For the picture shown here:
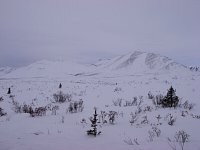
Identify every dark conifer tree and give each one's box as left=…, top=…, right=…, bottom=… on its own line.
left=161, top=86, right=179, bottom=108
left=87, top=108, right=101, bottom=136
left=59, top=83, right=62, bottom=89
left=7, top=88, right=11, bottom=94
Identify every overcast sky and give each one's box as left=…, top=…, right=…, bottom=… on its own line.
left=0, top=0, right=200, bottom=67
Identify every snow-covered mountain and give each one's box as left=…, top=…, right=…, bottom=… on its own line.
left=1, top=60, right=92, bottom=78
left=0, top=67, right=15, bottom=77
left=1, top=51, right=197, bottom=79
left=86, top=51, right=191, bottom=76
left=1, top=51, right=200, bottom=150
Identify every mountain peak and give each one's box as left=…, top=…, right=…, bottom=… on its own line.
left=92, top=51, right=189, bottom=75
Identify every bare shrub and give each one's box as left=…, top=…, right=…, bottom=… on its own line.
left=113, top=98, right=122, bottom=107
left=51, top=105, right=59, bottom=115
left=61, top=116, right=65, bottom=123
left=152, top=94, right=164, bottom=107
left=152, top=126, right=161, bottom=137
left=156, top=114, right=162, bottom=125
left=181, top=111, right=188, bottom=117
left=182, top=100, right=195, bottom=110
left=123, top=138, right=134, bottom=145
left=168, top=137, right=177, bottom=150
left=130, top=112, right=138, bottom=125
left=167, top=114, right=176, bottom=126
left=175, top=130, right=190, bottom=150
left=0, top=97, right=3, bottom=102
left=108, top=111, right=118, bottom=124
left=31, top=107, right=46, bottom=117
left=12, top=100, right=22, bottom=113
left=123, top=137, right=139, bottom=145
left=141, top=115, right=149, bottom=124
left=53, top=91, right=72, bottom=103
left=191, top=114, right=200, bottom=119
left=67, top=99, right=84, bottom=113
left=148, top=91, right=154, bottom=99
left=143, top=106, right=153, bottom=112
left=138, top=96, right=143, bottom=106
left=99, top=111, right=107, bottom=124
left=0, top=107, right=6, bottom=116
left=168, top=130, right=190, bottom=150
left=114, top=87, right=122, bottom=92
left=148, top=130, right=155, bottom=142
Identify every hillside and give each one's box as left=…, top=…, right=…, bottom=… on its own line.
left=83, top=51, right=193, bottom=77
left=0, top=51, right=200, bottom=150
left=1, top=60, right=93, bottom=79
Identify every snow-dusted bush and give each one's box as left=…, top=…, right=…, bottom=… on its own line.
left=148, top=130, right=155, bottom=142
left=181, top=111, right=188, bottom=117
left=152, top=126, right=161, bottom=137
left=175, top=130, right=190, bottom=150
left=181, top=100, right=195, bottom=110
left=113, top=98, right=122, bottom=107
left=53, top=91, right=72, bottom=103
left=0, top=97, right=3, bottom=102
left=114, top=87, right=122, bottom=92
left=168, top=130, right=190, bottom=150
left=148, top=126, right=161, bottom=142
left=12, top=100, right=22, bottom=113
left=167, top=114, right=176, bottom=126
left=21, top=104, right=33, bottom=114
left=138, top=96, right=144, bottom=106
left=51, top=105, right=59, bottom=115
left=0, top=107, right=6, bottom=116
left=152, top=94, right=164, bottom=107
left=123, top=137, right=139, bottom=145
left=108, top=111, right=118, bottom=124
left=191, top=113, right=200, bottom=119
left=135, top=106, right=142, bottom=115
left=129, top=112, right=138, bottom=125
left=99, top=111, right=107, bottom=124
left=156, top=114, right=162, bottom=125
left=148, top=91, right=154, bottom=99
left=143, top=106, right=153, bottom=112
left=12, top=100, right=34, bottom=114
left=124, top=98, right=137, bottom=107
left=141, top=115, right=149, bottom=124
left=61, top=116, right=64, bottom=123
left=67, top=99, right=84, bottom=113
left=31, top=107, right=46, bottom=117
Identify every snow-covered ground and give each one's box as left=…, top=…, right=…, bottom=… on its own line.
left=0, top=52, right=200, bottom=150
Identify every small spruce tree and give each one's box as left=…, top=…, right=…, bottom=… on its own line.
left=59, top=83, right=62, bottom=89
left=7, top=88, right=11, bottom=94
left=161, top=86, right=179, bottom=108
left=87, top=108, right=101, bottom=136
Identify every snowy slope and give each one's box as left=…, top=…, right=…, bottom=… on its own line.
left=1, top=51, right=196, bottom=79
left=1, top=51, right=200, bottom=150
left=0, top=67, right=15, bottom=77
left=87, top=51, right=191, bottom=77
left=2, top=60, right=92, bottom=78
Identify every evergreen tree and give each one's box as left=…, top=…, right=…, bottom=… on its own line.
left=7, top=88, right=11, bottom=94
left=161, top=86, right=179, bottom=108
left=59, top=83, right=62, bottom=89
left=87, top=108, right=101, bottom=136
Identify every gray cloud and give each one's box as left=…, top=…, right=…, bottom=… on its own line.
left=0, top=0, right=200, bottom=67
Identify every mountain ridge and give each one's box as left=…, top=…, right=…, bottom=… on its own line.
left=0, top=51, right=196, bottom=78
